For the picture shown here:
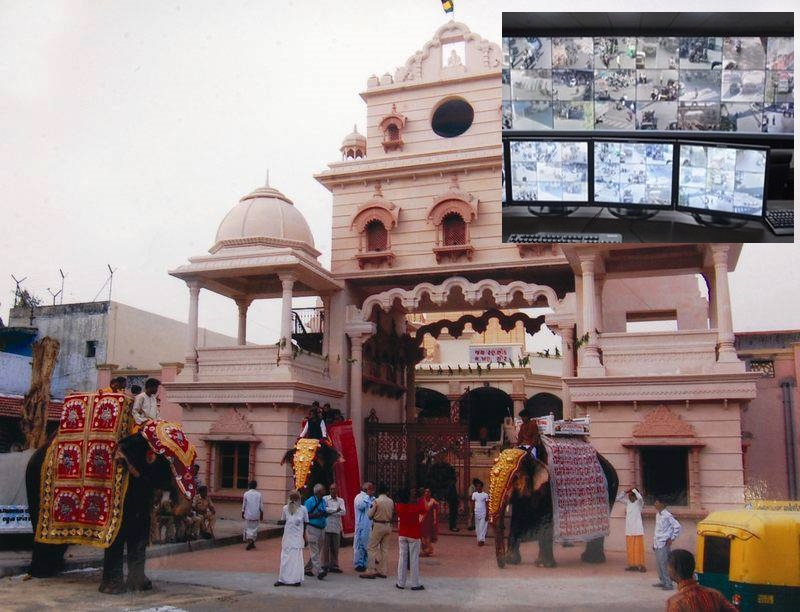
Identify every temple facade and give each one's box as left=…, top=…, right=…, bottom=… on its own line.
left=165, top=22, right=761, bottom=550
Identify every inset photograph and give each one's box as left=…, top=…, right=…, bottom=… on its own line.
left=722, top=37, right=767, bottom=70
left=636, top=70, right=680, bottom=102
left=509, top=37, right=552, bottom=70
left=552, top=69, right=593, bottom=101
left=553, top=101, right=593, bottom=129
left=552, top=37, right=594, bottom=69
left=637, top=37, right=679, bottom=69
left=719, top=102, right=763, bottom=132
left=595, top=100, right=636, bottom=130
left=677, top=102, right=721, bottom=130
left=636, top=100, right=678, bottom=130
left=767, top=37, right=794, bottom=71
left=721, top=70, right=766, bottom=103
left=511, top=100, right=553, bottom=130
left=594, top=69, right=636, bottom=102
left=594, top=37, right=637, bottom=69
left=679, top=37, right=723, bottom=69
left=679, top=69, right=722, bottom=102
left=511, top=69, right=552, bottom=101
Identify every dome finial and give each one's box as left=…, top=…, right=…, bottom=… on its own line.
left=264, top=169, right=270, bottom=188
left=353, top=123, right=357, bottom=133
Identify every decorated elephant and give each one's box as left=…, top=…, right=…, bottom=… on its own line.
left=488, top=440, right=619, bottom=569
left=25, top=392, right=196, bottom=594
left=281, top=438, right=337, bottom=499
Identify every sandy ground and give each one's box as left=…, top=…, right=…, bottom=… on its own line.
left=0, top=534, right=675, bottom=611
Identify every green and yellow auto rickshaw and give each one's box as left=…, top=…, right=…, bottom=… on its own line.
left=696, top=509, right=800, bottom=610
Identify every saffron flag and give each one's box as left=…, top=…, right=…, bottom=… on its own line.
left=441, top=0, right=454, bottom=14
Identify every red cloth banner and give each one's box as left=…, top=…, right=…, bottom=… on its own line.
left=328, top=420, right=360, bottom=535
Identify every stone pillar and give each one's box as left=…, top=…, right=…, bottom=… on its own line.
left=186, top=282, right=201, bottom=380
left=95, top=363, right=119, bottom=390
left=710, top=246, right=739, bottom=365
left=689, top=447, right=702, bottom=508
left=405, top=363, right=416, bottom=422
left=577, top=255, right=605, bottom=376
left=278, top=274, right=295, bottom=358
left=594, top=276, right=605, bottom=333
left=235, top=298, right=251, bottom=346
left=321, top=295, right=331, bottom=358
left=349, top=334, right=365, bottom=468
left=559, top=325, right=576, bottom=419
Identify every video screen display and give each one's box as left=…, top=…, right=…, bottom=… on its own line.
left=677, top=144, right=767, bottom=218
left=503, top=36, right=794, bottom=134
left=594, top=142, right=674, bottom=207
left=509, top=140, right=589, bottom=203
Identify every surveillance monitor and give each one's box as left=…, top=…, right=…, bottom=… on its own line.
left=677, top=142, right=768, bottom=219
left=508, top=139, right=590, bottom=205
left=593, top=141, right=675, bottom=209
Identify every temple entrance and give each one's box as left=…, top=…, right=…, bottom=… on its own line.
left=525, top=392, right=564, bottom=420
left=364, top=418, right=470, bottom=510
left=459, top=386, right=513, bottom=442
left=416, top=387, right=450, bottom=420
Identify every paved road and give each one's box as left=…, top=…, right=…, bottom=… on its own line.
left=0, top=535, right=673, bottom=611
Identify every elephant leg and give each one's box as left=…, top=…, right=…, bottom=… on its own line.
left=582, top=537, right=607, bottom=564
left=126, top=516, right=153, bottom=590
left=494, top=508, right=507, bottom=568
left=29, top=543, right=68, bottom=578
left=506, top=532, right=522, bottom=565
left=536, top=522, right=557, bottom=568
left=99, top=535, right=127, bottom=594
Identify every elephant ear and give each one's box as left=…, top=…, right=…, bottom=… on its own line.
left=488, top=448, right=528, bottom=524
left=531, top=457, right=550, bottom=493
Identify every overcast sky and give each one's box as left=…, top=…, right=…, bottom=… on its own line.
left=1, top=1, right=797, bottom=346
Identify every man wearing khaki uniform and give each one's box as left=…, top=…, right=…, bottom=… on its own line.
left=359, top=483, right=394, bottom=579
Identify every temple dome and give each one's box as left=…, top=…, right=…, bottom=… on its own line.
left=340, top=124, right=366, bottom=160
left=213, top=181, right=316, bottom=251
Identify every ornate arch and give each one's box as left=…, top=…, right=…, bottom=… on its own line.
left=351, top=183, right=400, bottom=269
left=360, top=276, right=560, bottom=319
left=413, top=308, right=546, bottom=345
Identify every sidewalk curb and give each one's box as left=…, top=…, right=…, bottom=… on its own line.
left=1, top=526, right=285, bottom=579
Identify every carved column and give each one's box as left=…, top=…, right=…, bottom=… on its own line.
left=689, top=447, right=702, bottom=509
left=278, top=274, right=295, bottom=358
left=710, top=246, right=738, bottom=364
left=594, top=276, right=605, bottom=333
left=405, top=363, right=416, bottom=422
left=186, top=282, right=201, bottom=380
left=349, top=334, right=366, bottom=467
left=321, top=295, right=331, bottom=358
left=559, top=324, right=576, bottom=419
left=577, top=255, right=605, bottom=376
left=235, top=298, right=251, bottom=346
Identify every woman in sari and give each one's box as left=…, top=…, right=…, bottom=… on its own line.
left=418, top=488, right=439, bottom=557
left=274, top=490, right=308, bottom=587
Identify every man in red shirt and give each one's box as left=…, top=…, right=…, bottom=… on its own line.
left=395, top=489, right=425, bottom=591
left=666, top=549, right=737, bottom=612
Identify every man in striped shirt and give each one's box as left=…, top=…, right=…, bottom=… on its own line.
left=666, top=549, right=737, bottom=611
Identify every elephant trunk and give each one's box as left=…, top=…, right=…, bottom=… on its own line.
left=493, top=506, right=507, bottom=568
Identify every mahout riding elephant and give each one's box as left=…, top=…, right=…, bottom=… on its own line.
left=26, top=431, right=192, bottom=593
left=489, top=445, right=619, bottom=569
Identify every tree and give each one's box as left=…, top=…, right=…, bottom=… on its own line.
left=21, top=337, right=60, bottom=450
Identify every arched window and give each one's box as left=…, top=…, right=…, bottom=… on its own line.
left=365, top=220, right=388, bottom=252
left=442, top=212, right=466, bottom=246
left=386, top=124, right=400, bottom=142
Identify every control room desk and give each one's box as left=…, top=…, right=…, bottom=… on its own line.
left=502, top=201, right=794, bottom=243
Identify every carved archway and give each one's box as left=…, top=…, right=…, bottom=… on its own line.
left=524, top=392, right=563, bottom=420
left=460, top=387, right=513, bottom=441
left=361, top=276, right=560, bottom=320
left=413, top=308, right=545, bottom=347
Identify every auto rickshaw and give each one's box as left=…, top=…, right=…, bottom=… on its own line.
left=696, top=510, right=800, bottom=610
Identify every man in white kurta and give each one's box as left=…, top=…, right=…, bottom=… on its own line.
left=275, top=492, right=309, bottom=587
left=131, top=378, right=160, bottom=427
left=241, top=481, right=263, bottom=550
left=471, top=480, right=489, bottom=546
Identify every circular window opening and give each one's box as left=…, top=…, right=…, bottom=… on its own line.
left=431, top=99, right=474, bottom=138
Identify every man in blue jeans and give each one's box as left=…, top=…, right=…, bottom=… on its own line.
left=652, top=497, right=682, bottom=590
left=304, top=484, right=328, bottom=580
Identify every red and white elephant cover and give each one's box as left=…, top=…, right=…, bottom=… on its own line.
left=542, top=435, right=610, bottom=543
left=35, top=392, right=132, bottom=548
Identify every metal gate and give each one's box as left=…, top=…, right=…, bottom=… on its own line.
left=364, top=420, right=471, bottom=512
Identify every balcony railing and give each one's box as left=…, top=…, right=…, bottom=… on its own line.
left=194, top=344, right=328, bottom=384
left=599, top=330, right=719, bottom=376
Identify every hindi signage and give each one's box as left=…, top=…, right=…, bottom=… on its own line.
left=469, top=345, right=516, bottom=364
left=0, top=505, right=32, bottom=533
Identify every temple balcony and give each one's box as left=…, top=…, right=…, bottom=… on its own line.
left=599, top=330, right=720, bottom=376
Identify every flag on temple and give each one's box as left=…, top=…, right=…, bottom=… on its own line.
left=441, top=0, right=454, bottom=14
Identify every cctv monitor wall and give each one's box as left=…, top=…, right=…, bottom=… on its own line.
left=503, top=35, right=794, bottom=134
left=593, top=141, right=676, bottom=209
left=676, top=142, right=768, bottom=219
left=508, top=139, right=590, bottom=205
